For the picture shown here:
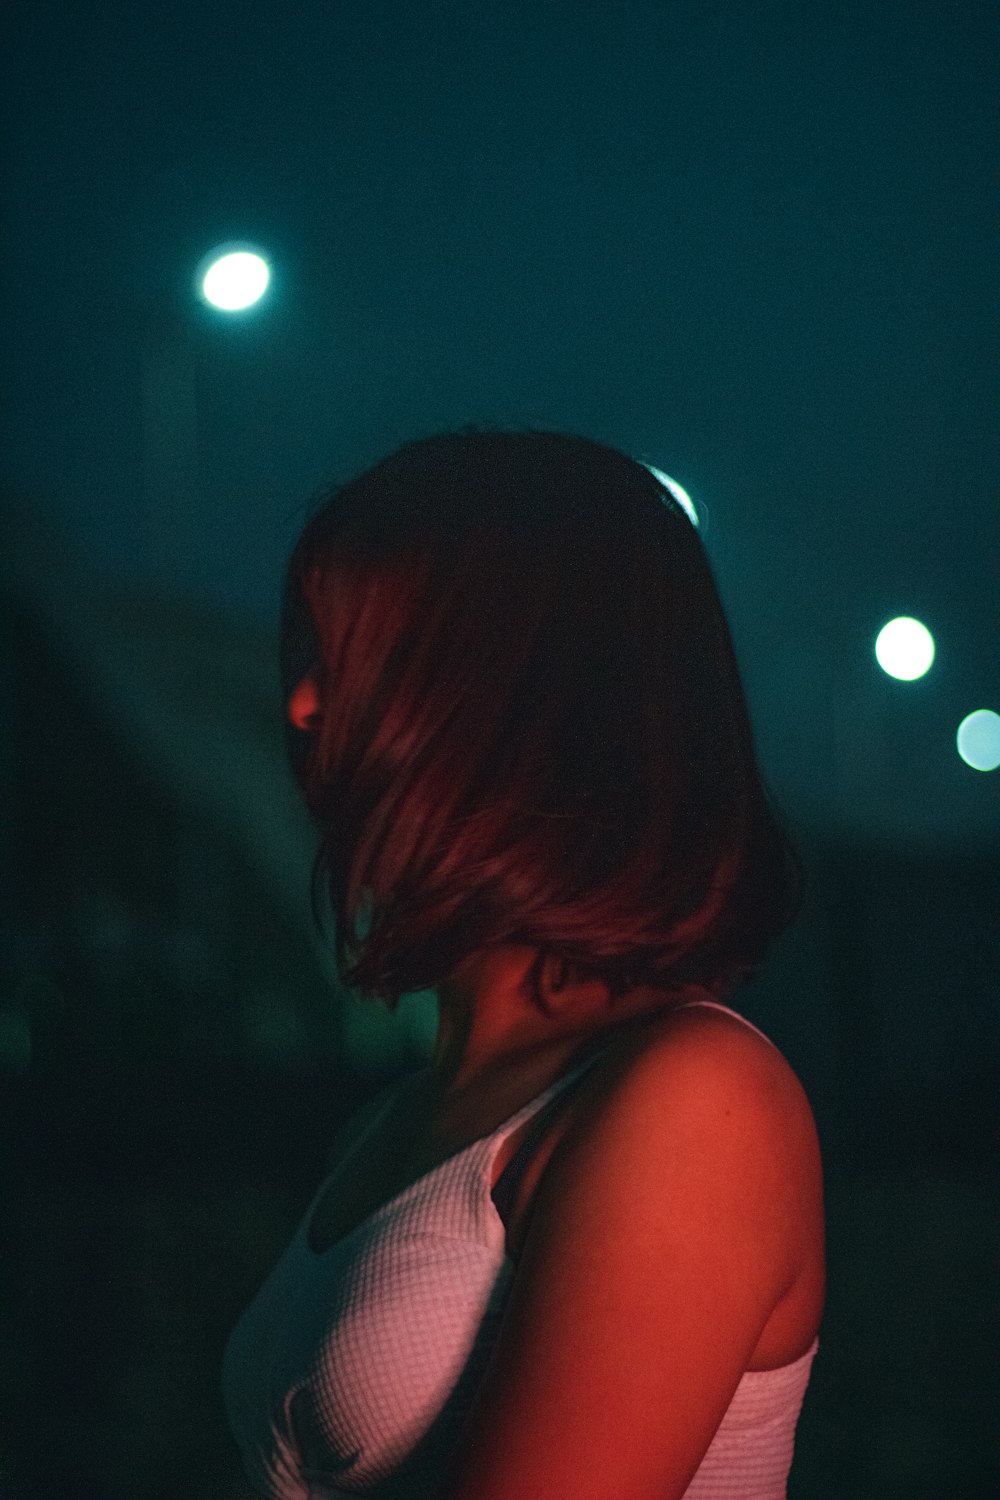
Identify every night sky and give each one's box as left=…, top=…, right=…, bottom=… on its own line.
left=4, top=0, right=998, bottom=850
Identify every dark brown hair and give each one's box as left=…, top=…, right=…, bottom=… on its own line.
left=282, top=429, right=803, bottom=1014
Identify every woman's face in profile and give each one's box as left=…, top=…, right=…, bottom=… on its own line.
left=281, top=587, right=324, bottom=778
left=284, top=666, right=323, bottom=793
left=282, top=623, right=323, bottom=790
left=287, top=672, right=320, bottom=733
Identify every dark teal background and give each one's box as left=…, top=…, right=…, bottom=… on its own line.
left=2, top=2, right=996, bottom=1495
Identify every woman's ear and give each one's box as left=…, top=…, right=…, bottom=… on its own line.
left=530, top=951, right=606, bottom=1016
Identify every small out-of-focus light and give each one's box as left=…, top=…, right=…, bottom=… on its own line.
left=956, top=709, right=1000, bottom=772
left=874, top=616, right=935, bottom=681
left=197, top=246, right=270, bottom=311
left=643, top=464, right=700, bottom=527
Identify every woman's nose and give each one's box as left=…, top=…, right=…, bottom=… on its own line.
left=287, top=673, right=321, bottom=731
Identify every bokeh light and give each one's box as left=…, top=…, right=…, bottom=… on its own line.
left=956, top=709, right=1000, bottom=772
left=643, top=464, right=700, bottom=527
left=874, top=616, right=935, bottom=681
left=197, top=246, right=270, bottom=311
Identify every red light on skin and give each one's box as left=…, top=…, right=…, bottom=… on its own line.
left=288, top=674, right=320, bottom=732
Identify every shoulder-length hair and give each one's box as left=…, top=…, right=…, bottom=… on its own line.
left=281, top=429, right=803, bottom=1014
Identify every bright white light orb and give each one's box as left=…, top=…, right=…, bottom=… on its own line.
left=198, top=247, right=270, bottom=311
left=956, top=709, right=1000, bottom=772
left=643, top=464, right=700, bottom=527
left=874, top=616, right=935, bottom=681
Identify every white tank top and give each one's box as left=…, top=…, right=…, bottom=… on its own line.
left=223, top=1000, right=818, bottom=1499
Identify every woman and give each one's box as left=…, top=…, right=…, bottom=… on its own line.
left=224, top=430, right=825, bottom=1500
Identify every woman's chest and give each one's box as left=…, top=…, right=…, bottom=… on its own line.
left=307, top=1089, right=576, bottom=1260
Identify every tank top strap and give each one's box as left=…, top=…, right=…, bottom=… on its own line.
left=670, top=998, right=781, bottom=1052
left=489, top=1047, right=611, bottom=1224
left=498, top=1041, right=615, bottom=1136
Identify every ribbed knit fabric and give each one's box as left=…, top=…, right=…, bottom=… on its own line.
left=224, top=1001, right=818, bottom=1499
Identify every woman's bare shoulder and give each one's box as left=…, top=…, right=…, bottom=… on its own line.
left=562, top=995, right=810, bottom=1117
left=537, top=997, right=825, bottom=1309
left=438, top=1004, right=824, bottom=1500
left=607, top=998, right=816, bottom=1116
left=600, top=999, right=823, bottom=1188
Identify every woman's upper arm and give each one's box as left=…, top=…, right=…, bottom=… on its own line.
left=439, top=1016, right=821, bottom=1500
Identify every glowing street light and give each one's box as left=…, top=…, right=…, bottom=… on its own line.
left=196, top=245, right=271, bottom=312
left=643, top=464, right=700, bottom=527
left=874, top=616, right=935, bottom=681
left=957, top=709, right=1000, bottom=772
